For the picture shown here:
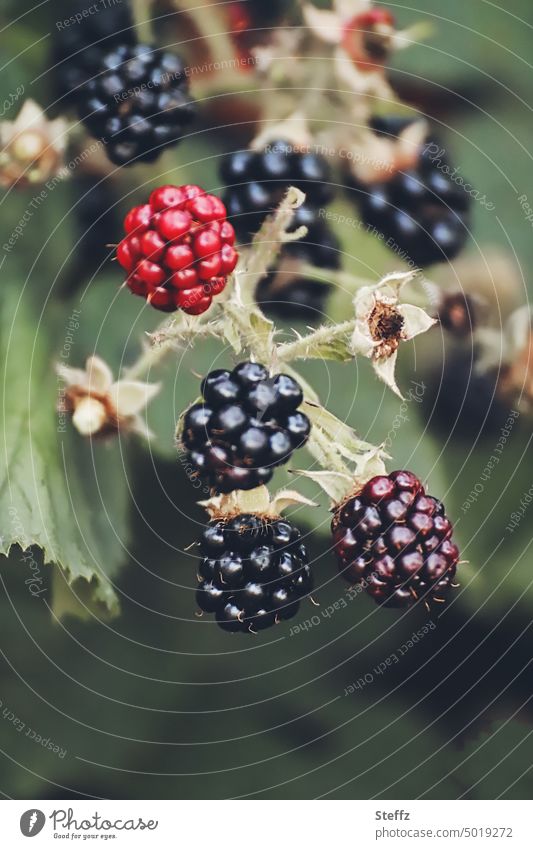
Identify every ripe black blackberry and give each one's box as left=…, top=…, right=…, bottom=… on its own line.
left=349, top=118, right=471, bottom=267
left=256, top=225, right=340, bottom=320
left=196, top=513, right=312, bottom=632
left=52, top=0, right=136, bottom=105
left=181, top=361, right=311, bottom=493
left=76, top=43, right=195, bottom=165
left=332, top=471, right=460, bottom=608
left=221, top=140, right=335, bottom=242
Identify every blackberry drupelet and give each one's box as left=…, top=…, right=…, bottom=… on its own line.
left=181, top=361, right=311, bottom=492
left=349, top=119, right=471, bottom=267
left=117, top=184, right=238, bottom=313
left=52, top=0, right=136, bottom=105
left=256, top=225, right=341, bottom=320
left=332, top=471, right=460, bottom=608
left=196, top=513, right=312, bottom=632
left=221, top=139, right=335, bottom=241
left=76, top=43, right=195, bottom=165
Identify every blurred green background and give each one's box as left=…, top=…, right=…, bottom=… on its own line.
left=1, top=0, right=533, bottom=799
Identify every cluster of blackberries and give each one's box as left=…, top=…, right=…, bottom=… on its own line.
left=53, top=1, right=194, bottom=165
left=75, top=44, right=194, bottom=166
left=196, top=513, right=312, bottom=632
left=117, top=185, right=238, bottom=313
left=181, top=362, right=311, bottom=493
left=221, top=141, right=339, bottom=318
left=332, top=471, right=460, bottom=608
left=348, top=118, right=471, bottom=267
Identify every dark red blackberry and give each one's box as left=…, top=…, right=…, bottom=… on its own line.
left=332, top=471, right=460, bottom=608
left=256, top=225, right=340, bottom=321
left=196, top=513, right=312, bottom=632
left=181, top=361, right=311, bottom=492
left=221, top=140, right=335, bottom=242
left=348, top=121, right=471, bottom=267
left=52, top=0, right=136, bottom=105
left=117, top=184, right=238, bottom=313
left=76, top=43, right=195, bottom=165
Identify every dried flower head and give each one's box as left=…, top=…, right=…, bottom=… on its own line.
left=351, top=271, right=436, bottom=396
left=0, top=100, right=68, bottom=188
left=57, top=356, right=160, bottom=439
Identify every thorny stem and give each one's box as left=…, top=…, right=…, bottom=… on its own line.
left=276, top=319, right=356, bottom=363
left=124, top=313, right=215, bottom=380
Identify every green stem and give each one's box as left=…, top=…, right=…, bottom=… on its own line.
left=276, top=319, right=356, bottom=363
left=132, top=0, right=154, bottom=43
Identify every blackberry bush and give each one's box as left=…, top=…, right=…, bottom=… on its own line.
left=116, top=184, right=238, bottom=313
left=181, top=361, right=311, bottom=492
left=349, top=119, right=471, bottom=267
left=196, top=513, right=312, bottom=632
left=76, top=43, right=195, bottom=166
left=332, top=471, right=460, bottom=608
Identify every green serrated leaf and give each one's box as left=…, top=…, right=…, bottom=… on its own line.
left=0, top=288, right=130, bottom=617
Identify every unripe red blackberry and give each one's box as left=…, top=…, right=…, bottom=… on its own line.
left=116, top=185, right=238, bottom=313
left=181, top=361, right=311, bottom=492
left=332, top=471, right=460, bottom=608
left=196, top=513, right=312, bottom=632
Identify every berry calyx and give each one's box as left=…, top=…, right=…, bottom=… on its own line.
left=332, top=471, right=460, bottom=608
left=196, top=513, right=312, bottom=633
left=180, top=362, right=311, bottom=492
left=117, top=185, right=238, bottom=313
